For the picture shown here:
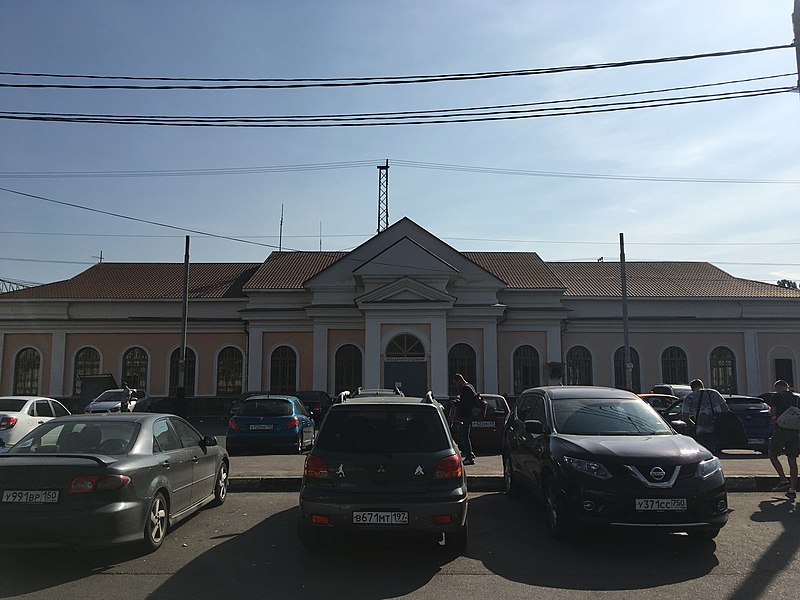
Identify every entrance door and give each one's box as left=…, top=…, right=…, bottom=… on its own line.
left=384, top=360, right=427, bottom=397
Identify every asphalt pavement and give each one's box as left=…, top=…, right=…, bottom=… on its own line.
left=187, top=416, right=788, bottom=494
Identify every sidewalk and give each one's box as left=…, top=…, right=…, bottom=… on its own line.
left=187, top=417, right=789, bottom=494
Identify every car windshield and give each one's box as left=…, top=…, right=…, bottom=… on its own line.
left=316, top=408, right=449, bottom=453
left=239, top=399, right=293, bottom=417
left=553, top=397, right=672, bottom=435
left=8, top=420, right=140, bottom=455
left=727, top=398, right=768, bottom=409
left=93, top=390, right=124, bottom=403
left=0, top=399, right=27, bottom=412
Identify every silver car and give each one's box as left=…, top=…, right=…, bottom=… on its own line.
left=85, top=388, right=150, bottom=413
left=0, top=413, right=229, bottom=551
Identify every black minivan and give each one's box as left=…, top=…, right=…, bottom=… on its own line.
left=502, top=386, right=728, bottom=541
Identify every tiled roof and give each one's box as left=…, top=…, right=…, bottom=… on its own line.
left=243, top=251, right=347, bottom=289
left=463, top=252, right=564, bottom=289
left=0, top=263, right=261, bottom=300
left=546, top=261, right=800, bottom=298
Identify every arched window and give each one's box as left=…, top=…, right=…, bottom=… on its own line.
left=661, top=346, right=688, bottom=384
left=386, top=334, right=425, bottom=359
left=270, top=345, right=297, bottom=394
left=13, top=347, right=41, bottom=395
left=121, top=347, right=148, bottom=391
left=566, top=346, right=593, bottom=385
left=169, top=348, right=197, bottom=396
left=448, top=343, right=477, bottom=396
left=335, top=344, right=362, bottom=394
left=73, top=347, right=100, bottom=395
left=513, top=345, right=540, bottom=395
left=614, top=346, right=641, bottom=393
left=216, top=346, right=243, bottom=396
left=710, top=346, right=737, bottom=394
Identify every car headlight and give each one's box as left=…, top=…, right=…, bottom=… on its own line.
left=698, top=456, right=722, bottom=479
left=564, top=456, right=612, bottom=480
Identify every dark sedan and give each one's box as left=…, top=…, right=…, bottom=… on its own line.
left=503, top=386, right=728, bottom=541
left=0, top=413, right=229, bottom=551
left=664, top=395, right=773, bottom=453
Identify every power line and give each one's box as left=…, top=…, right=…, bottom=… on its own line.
left=0, top=43, right=793, bottom=89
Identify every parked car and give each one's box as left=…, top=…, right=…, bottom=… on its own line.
left=502, top=386, right=728, bottom=541
left=638, top=393, right=679, bottom=415
left=651, top=384, right=693, bottom=399
left=0, top=396, right=71, bottom=450
left=0, top=413, right=229, bottom=551
left=663, top=395, right=772, bottom=453
left=294, top=390, right=333, bottom=425
left=226, top=395, right=315, bottom=455
left=85, top=388, right=150, bottom=413
left=447, top=393, right=510, bottom=453
left=297, top=393, right=468, bottom=552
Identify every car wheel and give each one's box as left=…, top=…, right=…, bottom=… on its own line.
left=688, top=528, right=720, bottom=541
left=143, top=491, right=168, bottom=552
left=503, top=454, right=522, bottom=499
left=544, top=479, right=574, bottom=541
left=295, top=432, right=305, bottom=454
left=212, top=461, right=229, bottom=506
left=297, top=517, right=325, bottom=550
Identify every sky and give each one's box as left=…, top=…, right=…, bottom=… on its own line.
left=1, top=1, right=799, bottom=288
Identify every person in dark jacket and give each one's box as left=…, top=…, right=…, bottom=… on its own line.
left=453, top=373, right=478, bottom=465
left=768, top=379, right=800, bottom=499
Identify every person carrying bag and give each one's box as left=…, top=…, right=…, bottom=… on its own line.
left=768, top=380, right=800, bottom=499
left=680, top=379, right=735, bottom=454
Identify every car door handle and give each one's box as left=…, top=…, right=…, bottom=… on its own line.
left=161, top=460, right=170, bottom=469
left=37, top=420, right=45, bottom=424
left=192, top=456, right=199, bottom=463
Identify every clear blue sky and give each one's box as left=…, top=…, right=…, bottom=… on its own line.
left=2, top=1, right=799, bottom=286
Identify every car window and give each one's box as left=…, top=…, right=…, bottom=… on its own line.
left=171, top=418, right=202, bottom=448
left=726, top=397, right=767, bottom=409
left=51, top=400, right=70, bottom=417
left=293, top=399, right=310, bottom=417
left=0, top=398, right=26, bottom=412
left=529, top=396, right=546, bottom=423
left=316, top=408, right=449, bottom=453
left=240, top=399, right=293, bottom=417
left=515, top=396, right=533, bottom=421
left=34, top=400, right=54, bottom=417
left=153, top=418, right=182, bottom=452
left=553, top=397, right=672, bottom=435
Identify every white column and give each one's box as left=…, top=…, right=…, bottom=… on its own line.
left=431, top=316, right=448, bottom=396
left=50, top=331, right=66, bottom=396
left=744, top=329, right=760, bottom=395
left=247, top=327, right=263, bottom=391
left=364, top=316, right=381, bottom=388
left=313, top=322, right=328, bottom=391
left=482, top=323, right=498, bottom=393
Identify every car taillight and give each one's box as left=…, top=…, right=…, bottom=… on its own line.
left=0, top=416, right=17, bottom=430
left=67, top=474, right=131, bottom=494
left=304, top=454, right=329, bottom=479
left=435, top=454, right=463, bottom=479
left=228, top=417, right=239, bottom=430
left=283, top=416, right=300, bottom=430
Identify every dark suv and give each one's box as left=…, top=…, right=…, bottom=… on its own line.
left=503, top=386, right=728, bottom=541
left=297, top=393, right=468, bottom=552
left=294, top=390, right=333, bottom=426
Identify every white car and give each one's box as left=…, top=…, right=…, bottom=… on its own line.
left=0, top=396, right=71, bottom=449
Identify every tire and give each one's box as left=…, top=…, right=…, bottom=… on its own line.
left=297, top=517, right=325, bottom=550
left=544, top=479, right=574, bottom=541
left=503, top=454, right=522, bottom=499
left=295, top=432, right=305, bottom=455
left=143, top=491, right=168, bottom=552
left=211, top=461, right=229, bottom=506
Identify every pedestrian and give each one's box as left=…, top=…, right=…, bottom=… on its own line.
left=680, top=378, right=731, bottom=454
left=453, top=373, right=478, bottom=465
left=120, top=382, right=132, bottom=413
left=767, top=379, right=800, bottom=500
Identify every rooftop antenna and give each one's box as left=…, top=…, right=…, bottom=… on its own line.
left=319, top=221, right=323, bottom=251
left=377, top=159, right=389, bottom=232
left=279, top=204, right=284, bottom=252
left=93, top=250, right=104, bottom=263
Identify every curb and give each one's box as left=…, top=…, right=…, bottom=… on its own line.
left=228, top=475, right=778, bottom=494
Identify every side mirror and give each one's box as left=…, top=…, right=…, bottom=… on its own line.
left=670, top=420, right=689, bottom=433
left=202, top=435, right=218, bottom=447
left=524, top=419, right=544, bottom=435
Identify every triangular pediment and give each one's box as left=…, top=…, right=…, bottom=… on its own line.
left=353, top=237, right=457, bottom=278
left=356, top=277, right=456, bottom=305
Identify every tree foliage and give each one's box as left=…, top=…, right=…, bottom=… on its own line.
left=777, top=279, right=798, bottom=289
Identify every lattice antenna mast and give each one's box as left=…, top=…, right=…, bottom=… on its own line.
left=377, top=159, right=389, bottom=232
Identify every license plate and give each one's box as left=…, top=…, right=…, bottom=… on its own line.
left=472, top=421, right=495, bottom=428
left=352, top=511, right=409, bottom=525
left=249, top=424, right=273, bottom=430
left=747, top=438, right=764, bottom=445
left=635, top=498, right=686, bottom=511
left=2, top=490, right=60, bottom=504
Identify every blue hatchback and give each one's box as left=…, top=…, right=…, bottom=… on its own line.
left=226, top=395, right=315, bottom=455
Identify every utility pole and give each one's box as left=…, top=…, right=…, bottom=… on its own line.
left=177, top=235, right=190, bottom=417
left=279, top=204, right=284, bottom=252
left=377, top=160, right=389, bottom=232
left=620, top=233, right=633, bottom=391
